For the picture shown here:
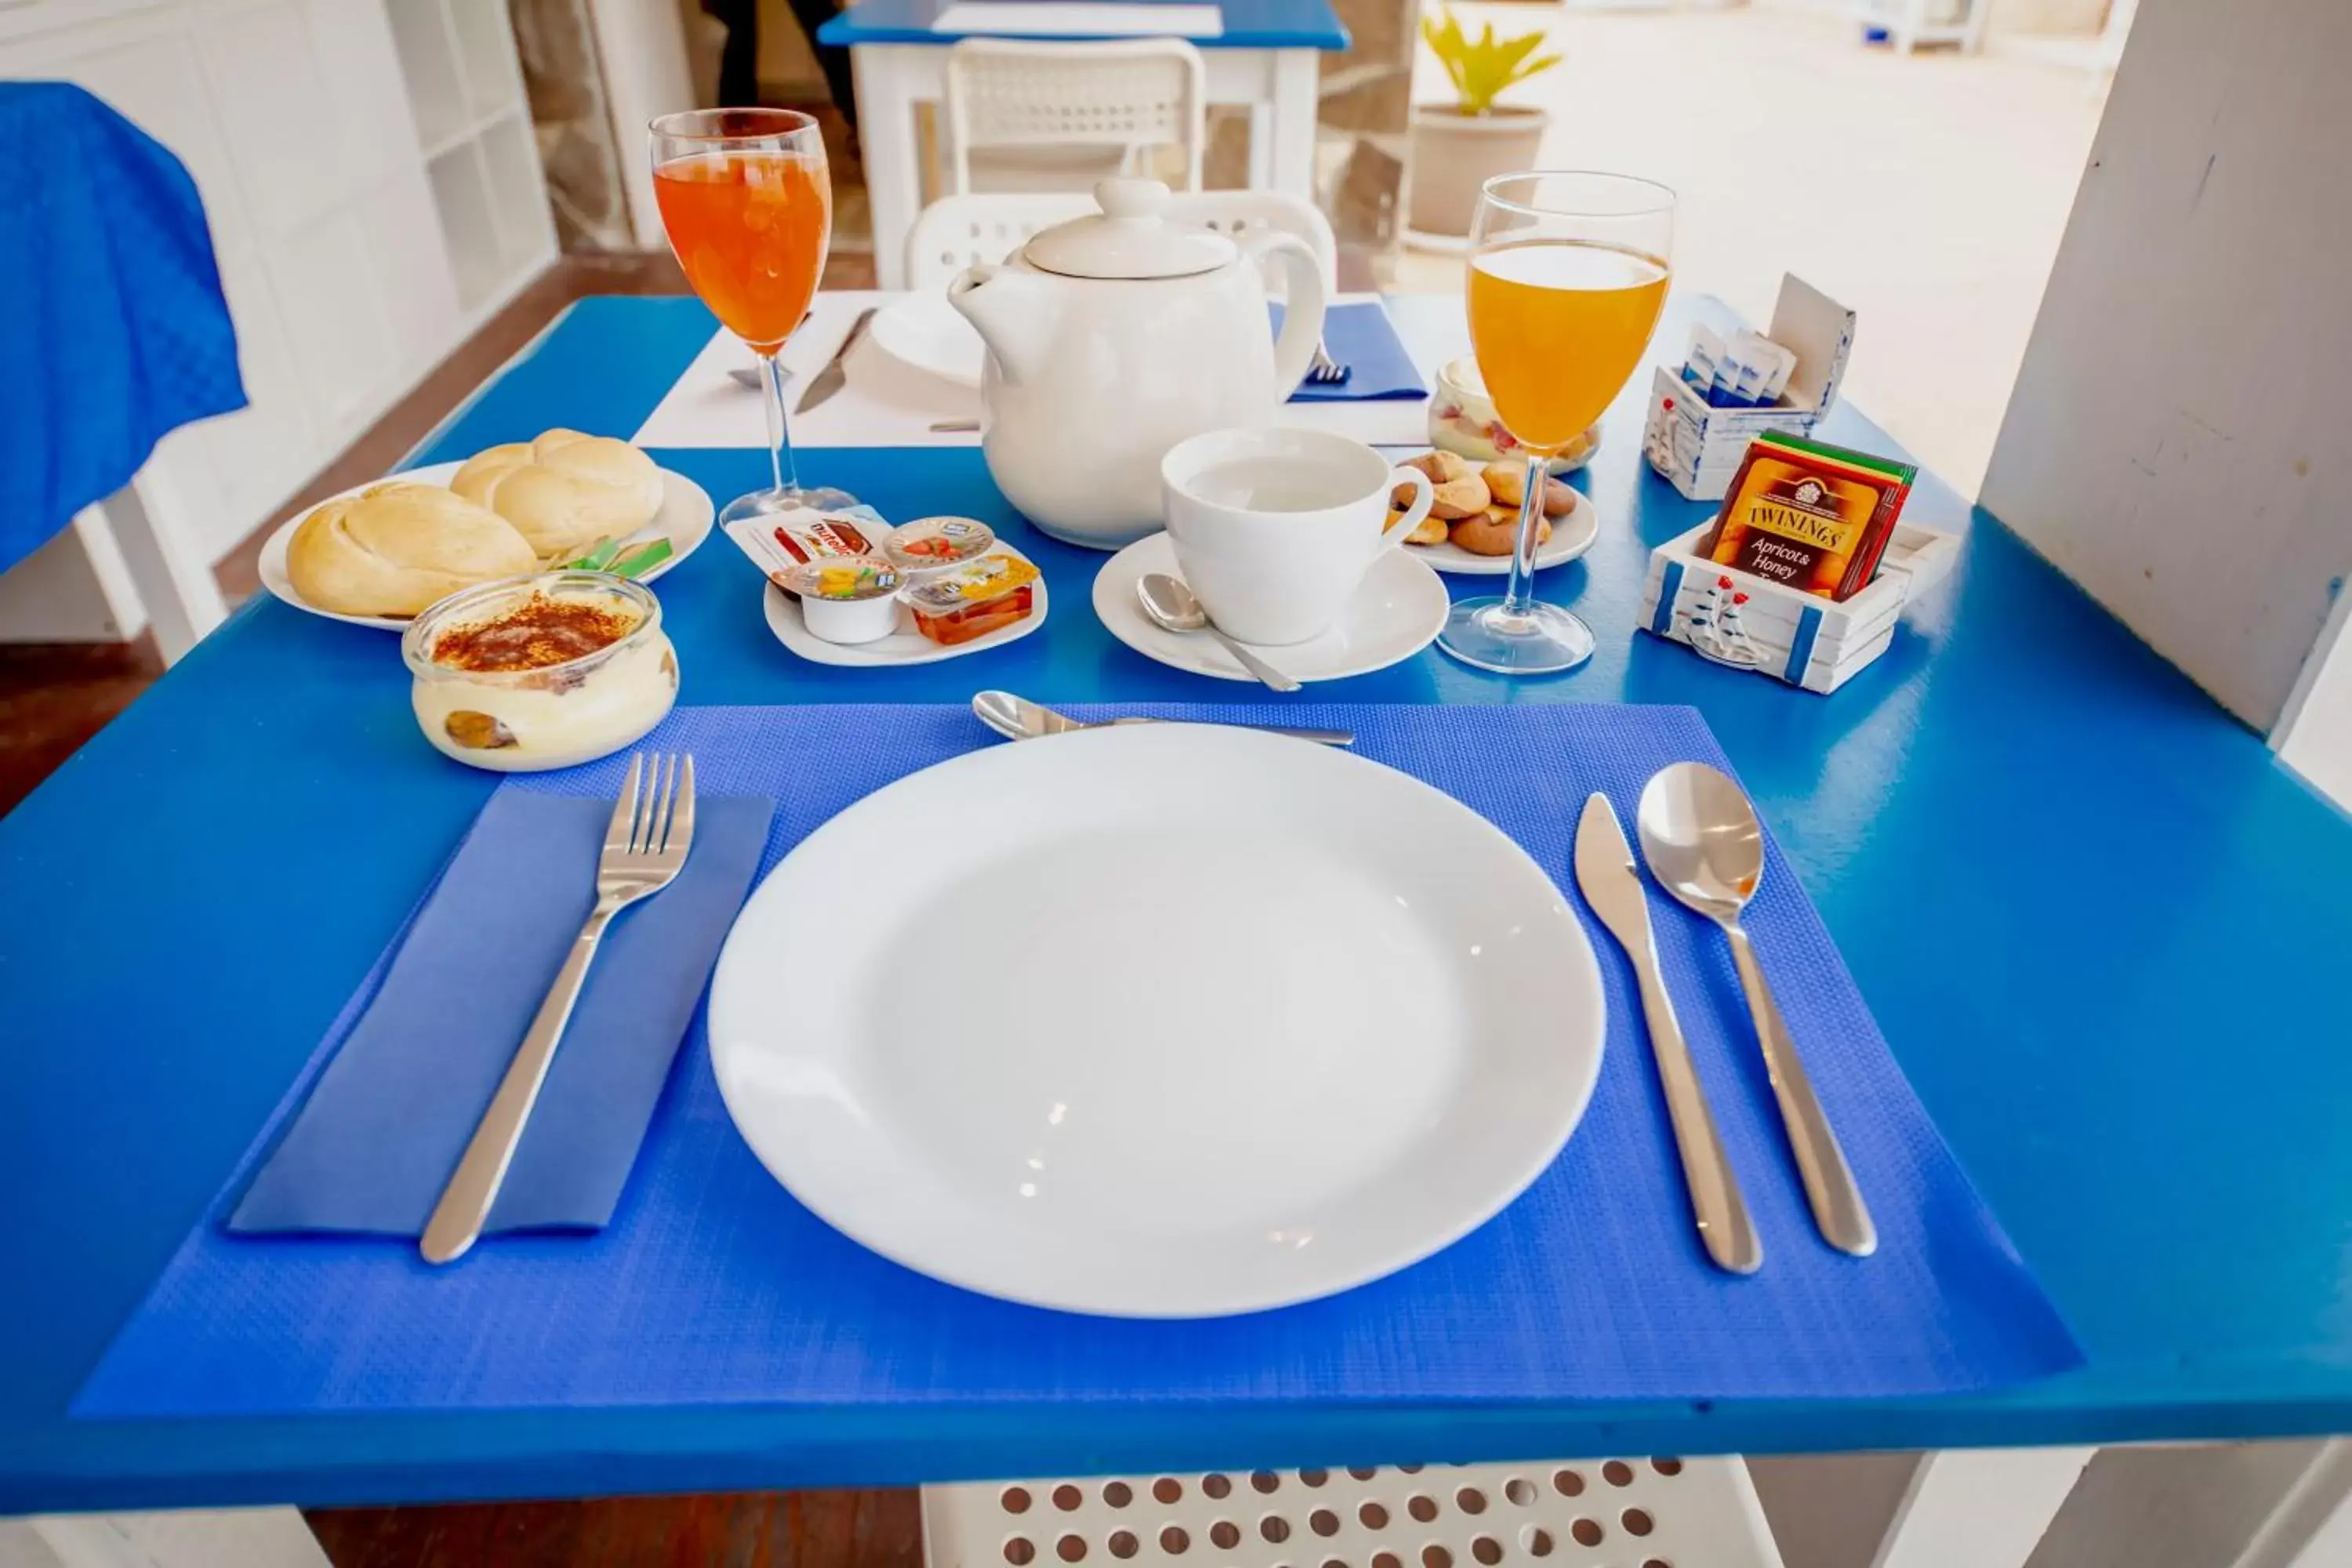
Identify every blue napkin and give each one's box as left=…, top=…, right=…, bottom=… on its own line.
left=0, top=82, right=246, bottom=573
left=228, top=790, right=775, bottom=1236
left=1274, top=300, right=1429, bottom=402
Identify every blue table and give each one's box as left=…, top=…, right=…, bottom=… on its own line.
left=818, top=0, right=1350, bottom=286
left=5, top=294, right=2352, bottom=1514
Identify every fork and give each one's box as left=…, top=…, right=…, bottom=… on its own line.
left=1305, top=334, right=1351, bottom=386
left=420, top=753, right=697, bottom=1265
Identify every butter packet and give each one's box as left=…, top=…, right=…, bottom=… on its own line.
left=1699, top=433, right=1915, bottom=601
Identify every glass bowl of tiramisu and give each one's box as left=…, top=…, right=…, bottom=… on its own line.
left=401, top=572, right=677, bottom=771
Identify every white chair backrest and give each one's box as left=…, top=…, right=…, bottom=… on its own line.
left=1166, top=190, right=1339, bottom=294
left=904, top=190, right=1341, bottom=296
left=905, top=193, right=1098, bottom=290
left=944, top=38, right=1207, bottom=196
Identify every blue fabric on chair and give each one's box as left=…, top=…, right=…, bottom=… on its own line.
left=0, top=82, right=246, bottom=575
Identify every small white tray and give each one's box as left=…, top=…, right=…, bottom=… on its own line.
left=763, top=543, right=1048, bottom=666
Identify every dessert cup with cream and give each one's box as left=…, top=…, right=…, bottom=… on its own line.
left=402, top=572, right=677, bottom=772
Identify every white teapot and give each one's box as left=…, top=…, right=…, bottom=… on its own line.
left=947, top=179, right=1328, bottom=550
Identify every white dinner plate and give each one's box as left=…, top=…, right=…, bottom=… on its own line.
left=866, top=290, right=987, bottom=390
left=1092, top=532, right=1449, bottom=684
left=1406, top=486, right=1602, bottom=575
left=760, top=543, right=1049, bottom=666
left=707, top=724, right=1606, bottom=1316
left=257, top=461, right=715, bottom=631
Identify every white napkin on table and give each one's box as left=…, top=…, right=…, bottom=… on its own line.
left=630, top=290, right=1457, bottom=451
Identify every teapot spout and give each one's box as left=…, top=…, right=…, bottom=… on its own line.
left=946, top=263, right=1054, bottom=387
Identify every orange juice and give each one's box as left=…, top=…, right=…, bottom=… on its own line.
left=1468, top=239, right=1670, bottom=452
left=653, top=151, right=830, bottom=352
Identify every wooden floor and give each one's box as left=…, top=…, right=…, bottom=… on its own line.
left=308, top=1486, right=924, bottom=1568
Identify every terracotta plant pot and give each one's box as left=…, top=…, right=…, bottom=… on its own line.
left=1406, top=105, right=1550, bottom=239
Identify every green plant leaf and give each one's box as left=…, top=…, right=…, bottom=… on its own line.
left=1420, top=2, right=1561, bottom=114
left=608, top=536, right=674, bottom=579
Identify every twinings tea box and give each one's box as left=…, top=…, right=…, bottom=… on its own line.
left=1699, top=433, right=1916, bottom=601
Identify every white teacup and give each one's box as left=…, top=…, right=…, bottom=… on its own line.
left=1160, top=429, right=1436, bottom=647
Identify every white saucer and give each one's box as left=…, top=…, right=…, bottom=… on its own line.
left=1092, top=532, right=1449, bottom=684
left=763, top=543, right=1048, bottom=666
left=867, top=291, right=985, bottom=390
left=258, top=461, right=714, bottom=631
left=1405, top=486, right=1600, bottom=575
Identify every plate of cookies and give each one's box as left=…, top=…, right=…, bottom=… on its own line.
left=258, top=430, right=713, bottom=630
left=1388, top=450, right=1599, bottom=575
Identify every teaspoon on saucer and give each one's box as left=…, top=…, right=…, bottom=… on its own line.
left=1135, top=574, right=1301, bottom=693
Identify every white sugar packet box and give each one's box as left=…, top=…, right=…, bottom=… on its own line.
left=1644, top=275, right=1857, bottom=502
left=1639, top=517, right=1958, bottom=693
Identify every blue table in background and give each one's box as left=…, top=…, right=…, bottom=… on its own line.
left=5, top=293, right=2352, bottom=1512
left=818, top=0, right=1350, bottom=286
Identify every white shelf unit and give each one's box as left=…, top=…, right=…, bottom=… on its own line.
left=386, top=0, right=554, bottom=318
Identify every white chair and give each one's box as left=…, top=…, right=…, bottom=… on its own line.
left=906, top=189, right=1337, bottom=295
left=924, top=1457, right=1783, bottom=1568
left=943, top=38, right=1207, bottom=198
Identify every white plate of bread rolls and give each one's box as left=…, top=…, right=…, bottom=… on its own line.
left=260, top=430, right=713, bottom=630
left=1389, top=450, right=1599, bottom=576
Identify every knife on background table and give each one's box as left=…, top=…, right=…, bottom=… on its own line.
left=794, top=307, right=877, bottom=414
left=1573, top=792, right=1763, bottom=1276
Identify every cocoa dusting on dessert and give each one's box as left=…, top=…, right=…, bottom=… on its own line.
left=432, top=594, right=640, bottom=672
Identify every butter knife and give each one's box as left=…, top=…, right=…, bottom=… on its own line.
left=1573, top=792, right=1762, bottom=1275
left=972, top=690, right=1352, bottom=746
left=793, top=307, right=877, bottom=414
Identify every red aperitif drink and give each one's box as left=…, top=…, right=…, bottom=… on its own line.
left=652, top=151, right=829, bottom=354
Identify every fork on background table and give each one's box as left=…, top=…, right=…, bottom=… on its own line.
left=420, top=753, right=697, bottom=1264
left=1306, top=334, right=1351, bottom=386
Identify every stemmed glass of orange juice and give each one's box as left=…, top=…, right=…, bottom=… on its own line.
left=650, top=108, right=854, bottom=518
left=1439, top=172, right=1675, bottom=676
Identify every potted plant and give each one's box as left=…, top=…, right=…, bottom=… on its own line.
left=1408, top=7, right=1563, bottom=239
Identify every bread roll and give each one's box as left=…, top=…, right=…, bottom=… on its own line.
left=287, top=484, right=537, bottom=617
left=452, top=430, right=665, bottom=558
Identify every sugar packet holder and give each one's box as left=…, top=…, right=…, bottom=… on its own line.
left=1643, top=274, right=1857, bottom=502
left=1639, top=521, right=1958, bottom=694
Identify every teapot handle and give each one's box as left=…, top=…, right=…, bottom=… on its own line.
left=1243, top=230, right=1327, bottom=401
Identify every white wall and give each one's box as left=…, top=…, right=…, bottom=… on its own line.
left=1980, top=0, right=2352, bottom=738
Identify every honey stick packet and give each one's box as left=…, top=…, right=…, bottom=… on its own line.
left=1700, top=433, right=1917, bottom=601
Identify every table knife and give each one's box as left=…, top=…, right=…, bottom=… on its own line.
left=794, top=307, right=877, bottom=415
left=1573, top=792, right=1763, bottom=1275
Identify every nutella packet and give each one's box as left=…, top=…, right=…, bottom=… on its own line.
left=723, top=505, right=892, bottom=597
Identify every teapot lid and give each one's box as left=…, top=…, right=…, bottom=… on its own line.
left=1020, top=179, right=1236, bottom=281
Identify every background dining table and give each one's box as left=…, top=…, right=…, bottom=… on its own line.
left=5, top=290, right=2352, bottom=1513
left=818, top=0, right=1351, bottom=289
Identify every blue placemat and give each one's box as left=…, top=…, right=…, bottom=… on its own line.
left=1277, top=301, right=1428, bottom=402
left=74, top=702, right=2079, bottom=1418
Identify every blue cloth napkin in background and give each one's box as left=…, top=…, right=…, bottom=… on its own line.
left=0, top=82, right=246, bottom=574
left=1274, top=300, right=1430, bottom=403
left=229, top=790, right=775, bottom=1236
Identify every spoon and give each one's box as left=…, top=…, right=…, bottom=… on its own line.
left=1135, top=574, right=1301, bottom=692
left=1635, top=762, right=1877, bottom=1258
left=973, top=690, right=1352, bottom=746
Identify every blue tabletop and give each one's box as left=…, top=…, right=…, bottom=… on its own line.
left=819, top=0, right=1350, bottom=50
left=5, top=294, right=2352, bottom=1512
